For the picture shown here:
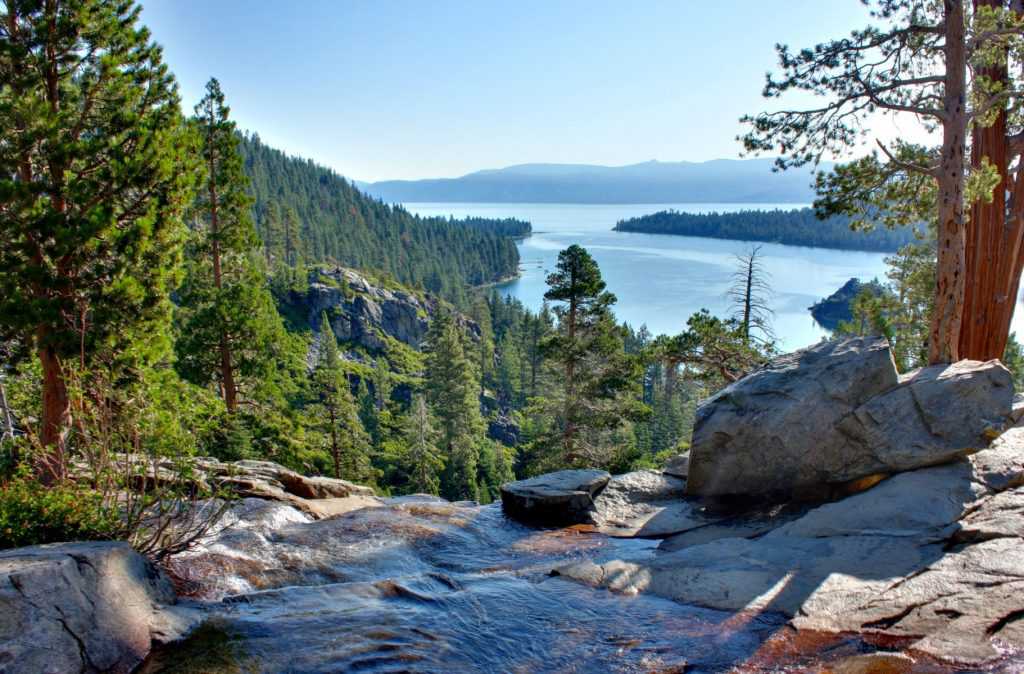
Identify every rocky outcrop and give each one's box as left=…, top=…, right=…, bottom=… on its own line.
left=500, top=469, right=610, bottom=525
left=809, top=277, right=885, bottom=330
left=299, top=267, right=480, bottom=355
left=0, top=541, right=201, bottom=674
left=687, top=337, right=1012, bottom=498
left=555, top=424, right=1024, bottom=667
left=72, top=455, right=380, bottom=521
left=201, top=458, right=379, bottom=519
left=304, top=267, right=432, bottom=351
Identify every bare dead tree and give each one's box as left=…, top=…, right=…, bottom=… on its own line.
left=728, top=245, right=775, bottom=345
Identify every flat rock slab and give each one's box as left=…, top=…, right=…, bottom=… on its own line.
left=500, top=469, right=610, bottom=525
left=302, top=494, right=384, bottom=519
left=658, top=502, right=810, bottom=552
left=0, top=541, right=198, bottom=674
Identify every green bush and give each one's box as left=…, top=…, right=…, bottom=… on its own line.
left=0, top=469, right=122, bottom=549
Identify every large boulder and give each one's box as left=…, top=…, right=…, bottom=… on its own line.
left=0, top=542, right=200, bottom=674
left=687, top=337, right=1012, bottom=498
left=500, top=469, right=610, bottom=525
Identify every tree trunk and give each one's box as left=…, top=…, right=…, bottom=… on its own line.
left=960, top=0, right=1016, bottom=361
left=208, top=152, right=238, bottom=412
left=742, top=255, right=753, bottom=342
left=329, top=406, right=341, bottom=479
left=36, top=2, right=72, bottom=480
left=37, top=341, right=69, bottom=484
left=929, top=0, right=969, bottom=364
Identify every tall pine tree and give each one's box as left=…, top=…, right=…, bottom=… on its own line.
left=530, top=246, right=646, bottom=470
left=175, top=79, right=287, bottom=415
left=311, top=312, right=371, bottom=482
left=0, top=0, right=195, bottom=480
left=424, top=308, right=484, bottom=501
left=401, top=395, right=444, bottom=495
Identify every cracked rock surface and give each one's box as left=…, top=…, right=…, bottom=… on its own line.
left=555, top=424, right=1024, bottom=667
left=0, top=541, right=199, bottom=674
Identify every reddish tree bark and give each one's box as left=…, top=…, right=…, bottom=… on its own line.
left=960, top=0, right=1024, bottom=362
left=960, top=0, right=1016, bottom=361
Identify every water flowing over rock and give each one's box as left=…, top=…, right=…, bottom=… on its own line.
left=500, top=469, right=610, bottom=525
left=687, top=337, right=1013, bottom=498
left=0, top=542, right=200, bottom=674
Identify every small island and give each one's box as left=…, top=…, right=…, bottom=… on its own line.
left=614, top=207, right=917, bottom=252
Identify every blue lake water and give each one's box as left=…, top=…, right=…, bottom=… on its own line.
left=406, top=202, right=1021, bottom=352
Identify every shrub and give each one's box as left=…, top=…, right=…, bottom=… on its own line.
left=0, top=468, right=121, bottom=549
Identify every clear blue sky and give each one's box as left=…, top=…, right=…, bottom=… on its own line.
left=140, top=1, right=880, bottom=182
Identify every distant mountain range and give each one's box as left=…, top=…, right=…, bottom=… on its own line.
left=358, top=158, right=831, bottom=204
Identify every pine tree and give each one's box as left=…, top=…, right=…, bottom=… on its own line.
left=175, top=79, right=287, bottom=415
left=312, top=312, right=371, bottom=481
left=401, top=395, right=444, bottom=495
left=0, top=0, right=195, bottom=480
left=469, top=297, right=495, bottom=396
left=424, top=308, right=484, bottom=501
left=531, top=246, right=646, bottom=470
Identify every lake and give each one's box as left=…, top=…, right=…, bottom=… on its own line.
left=406, top=202, right=1021, bottom=352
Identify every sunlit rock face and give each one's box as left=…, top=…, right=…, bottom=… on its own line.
left=687, top=337, right=1012, bottom=498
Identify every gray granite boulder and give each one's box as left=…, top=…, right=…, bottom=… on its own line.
left=0, top=541, right=200, bottom=674
left=687, top=336, right=1012, bottom=498
left=500, top=469, right=610, bottom=525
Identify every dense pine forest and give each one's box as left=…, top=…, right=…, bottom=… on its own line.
left=240, top=134, right=526, bottom=302
left=614, top=208, right=919, bottom=252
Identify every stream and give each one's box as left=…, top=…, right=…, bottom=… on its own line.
left=140, top=497, right=997, bottom=673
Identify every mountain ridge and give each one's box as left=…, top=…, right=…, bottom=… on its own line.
left=358, top=158, right=832, bottom=204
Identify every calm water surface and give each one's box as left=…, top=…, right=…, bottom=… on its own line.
left=407, top=202, right=1024, bottom=352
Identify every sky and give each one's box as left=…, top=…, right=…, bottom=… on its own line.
left=140, top=1, right=928, bottom=182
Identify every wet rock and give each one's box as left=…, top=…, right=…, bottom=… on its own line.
left=0, top=542, right=199, bottom=674
left=687, top=337, right=1012, bottom=498
left=826, top=652, right=915, bottom=674
left=500, top=469, right=610, bottom=525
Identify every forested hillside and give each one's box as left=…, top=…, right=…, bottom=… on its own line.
left=239, top=134, right=526, bottom=301
left=614, top=208, right=918, bottom=252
